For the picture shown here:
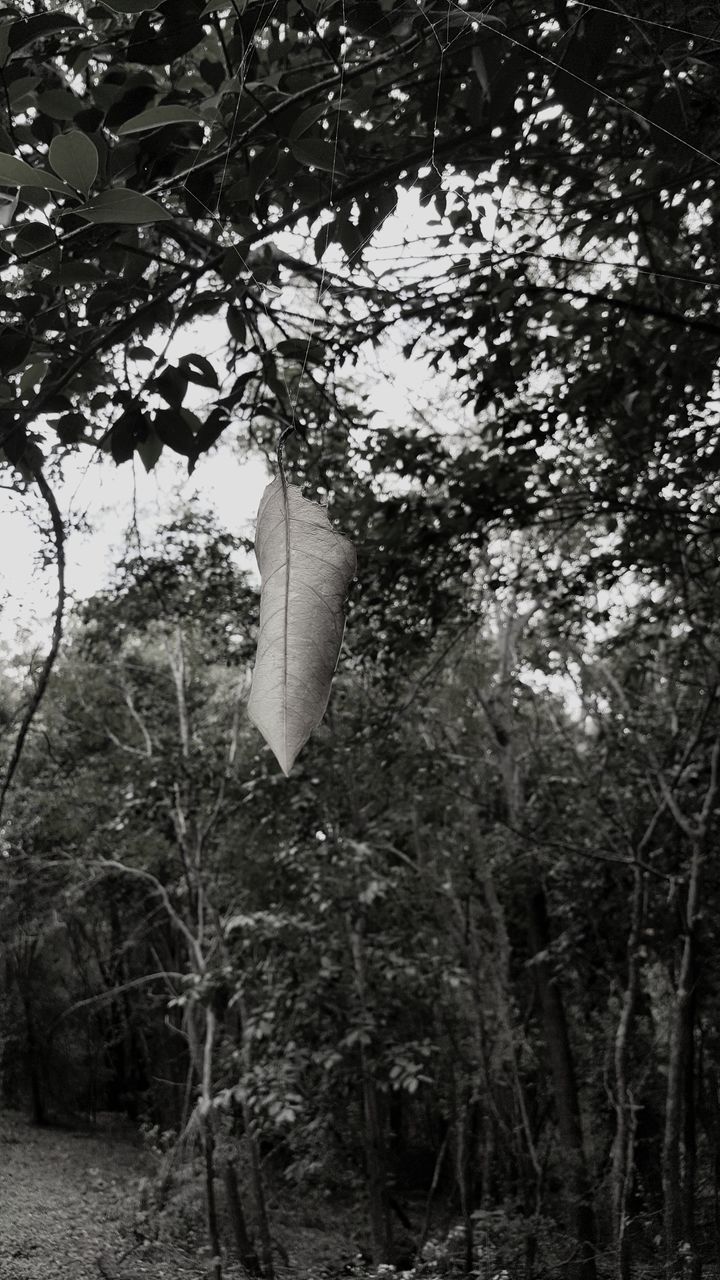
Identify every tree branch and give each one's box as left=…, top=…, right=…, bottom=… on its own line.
left=0, top=466, right=65, bottom=821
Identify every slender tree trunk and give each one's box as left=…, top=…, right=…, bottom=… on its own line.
left=199, top=1006, right=223, bottom=1280
left=455, top=1094, right=475, bottom=1277
left=348, top=918, right=392, bottom=1263
left=202, top=1111, right=223, bottom=1280
left=246, top=1119, right=275, bottom=1280
left=682, top=983, right=698, bottom=1280
left=416, top=1127, right=449, bottom=1256
left=663, top=837, right=703, bottom=1280
left=711, top=1070, right=720, bottom=1276
left=361, top=1056, right=393, bottom=1263
left=528, top=886, right=597, bottom=1280
left=483, top=868, right=542, bottom=1212
left=611, top=864, right=644, bottom=1280
left=224, top=1158, right=262, bottom=1277
left=21, top=991, right=47, bottom=1126
left=234, top=990, right=275, bottom=1280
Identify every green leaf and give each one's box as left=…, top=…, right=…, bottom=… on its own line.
left=75, top=188, right=173, bottom=224
left=98, top=0, right=163, bottom=11
left=248, top=144, right=279, bottom=197
left=8, top=77, right=42, bottom=109
left=289, top=104, right=330, bottom=141
left=9, top=14, right=81, bottom=53
left=291, top=138, right=344, bottom=174
left=110, top=410, right=138, bottom=464
left=153, top=409, right=196, bottom=456
left=37, top=89, right=83, bottom=121
left=472, top=46, right=490, bottom=99
left=0, top=153, right=73, bottom=196
left=276, top=337, right=325, bottom=363
left=177, top=353, right=219, bottom=390
left=49, top=132, right=99, bottom=196
left=19, top=360, right=48, bottom=394
left=153, top=365, right=188, bottom=408
left=247, top=478, right=356, bottom=775
left=13, top=222, right=60, bottom=270
left=54, top=412, right=86, bottom=444
left=116, top=105, right=203, bottom=134
left=137, top=426, right=163, bottom=472
left=314, top=219, right=336, bottom=262
left=226, top=305, right=246, bottom=343
left=0, top=22, right=12, bottom=68
left=0, top=189, right=18, bottom=227
left=57, top=262, right=106, bottom=285
left=187, top=406, right=231, bottom=473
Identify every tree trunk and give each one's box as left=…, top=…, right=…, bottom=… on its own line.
left=348, top=918, right=393, bottom=1264
left=202, top=1111, right=223, bottom=1280
left=197, top=1005, right=223, bottom=1280
left=416, top=1127, right=449, bottom=1256
left=361, top=1062, right=393, bottom=1263
left=711, top=1071, right=720, bottom=1276
left=455, top=1094, right=475, bottom=1277
left=234, top=990, right=275, bottom=1280
left=682, top=983, right=698, bottom=1280
left=611, top=864, right=644, bottom=1280
left=663, top=837, right=703, bottom=1280
left=223, top=1158, right=262, bottom=1277
left=246, top=1121, right=275, bottom=1280
left=22, top=991, right=47, bottom=1127
left=528, top=886, right=597, bottom=1280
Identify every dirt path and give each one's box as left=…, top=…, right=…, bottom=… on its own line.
left=0, top=1111, right=204, bottom=1280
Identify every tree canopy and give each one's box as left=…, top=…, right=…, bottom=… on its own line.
left=1, top=0, right=718, bottom=561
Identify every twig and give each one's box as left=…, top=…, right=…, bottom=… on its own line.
left=0, top=466, right=65, bottom=820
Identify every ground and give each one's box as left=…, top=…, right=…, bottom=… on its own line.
left=0, top=1110, right=207, bottom=1280
left=0, top=1109, right=368, bottom=1280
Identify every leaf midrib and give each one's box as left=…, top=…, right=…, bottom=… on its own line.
left=282, top=478, right=291, bottom=768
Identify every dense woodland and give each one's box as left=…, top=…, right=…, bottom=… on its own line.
left=1, top=1, right=720, bottom=1279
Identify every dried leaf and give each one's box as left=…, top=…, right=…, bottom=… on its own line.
left=247, top=478, right=356, bottom=775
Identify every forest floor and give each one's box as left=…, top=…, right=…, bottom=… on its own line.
left=0, top=1109, right=366, bottom=1280
left=0, top=1109, right=209, bottom=1280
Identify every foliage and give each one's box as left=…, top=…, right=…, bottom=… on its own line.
left=0, top=0, right=716, bottom=583
left=2, top=3, right=720, bottom=1278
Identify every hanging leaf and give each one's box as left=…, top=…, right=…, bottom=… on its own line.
left=247, top=478, right=356, bottom=775
left=49, top=132, right=99, bottom=196
left=0, top=152, right=73, bottom=196
left=75, top=187, right=173, bottom=224
left=116, top=105, right=203, bottom=134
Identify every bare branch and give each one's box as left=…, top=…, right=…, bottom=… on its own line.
left=0, top=466, right=66, bottom=820
left=92, top=859, right=205, bottom=974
